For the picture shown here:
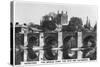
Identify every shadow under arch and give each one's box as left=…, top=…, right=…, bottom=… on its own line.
left=83, top=35, right=96, bottom=47
left=82, top=35, right=96, bottom=60
left=27, top=35, right=39, bottom=61
left=63, top=36, right=77, bottom=59
left=43, top=36, right=58, bottom=60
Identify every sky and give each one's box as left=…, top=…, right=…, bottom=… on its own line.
left=15, top=1, right=98, bottom=27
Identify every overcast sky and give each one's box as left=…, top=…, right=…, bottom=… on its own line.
left=15, top=1, right=98, bottom=27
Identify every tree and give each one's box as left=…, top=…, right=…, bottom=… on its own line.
left=68, top=17, right=83, bottom=31
left=41, top=15, right=57, bottom=31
